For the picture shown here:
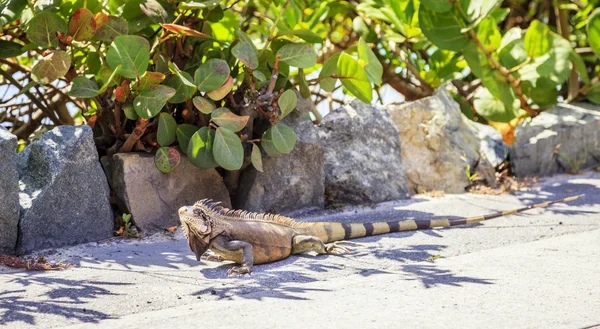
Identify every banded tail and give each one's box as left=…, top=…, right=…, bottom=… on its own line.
left=306, top=195, right=584, bottom=243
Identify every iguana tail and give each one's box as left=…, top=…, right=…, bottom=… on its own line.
left=306, top=195, right=583, bottom=244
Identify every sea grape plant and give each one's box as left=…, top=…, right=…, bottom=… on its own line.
left=0, top=0, right=383, bottom=174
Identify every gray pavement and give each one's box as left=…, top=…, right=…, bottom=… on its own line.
left=1, top=171, right=600, bottom=329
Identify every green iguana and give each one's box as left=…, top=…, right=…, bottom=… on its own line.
left=178, top=195, right=583, bottom=275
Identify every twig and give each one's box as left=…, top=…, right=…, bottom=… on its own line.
left=258, top=0, right=290, bottom=58
left=119, top=118, right=149, bottom=153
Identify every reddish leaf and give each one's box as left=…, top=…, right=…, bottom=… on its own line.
left=68, top=8, right=97, bottom=41
left=115, top=86, right=126, bottom=102
left=206, top=76, right=233, bottom=101
left=160, top=23, right=210, bottom=38
left=137, top=71, right=166, bottom=90
left=94, top=12, right=109, bottom=28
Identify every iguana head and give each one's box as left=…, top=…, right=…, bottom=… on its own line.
left=178, top=202, right=216, bottom=260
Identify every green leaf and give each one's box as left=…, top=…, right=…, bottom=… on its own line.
left=278, top=29, right=323, bottom=44
left=278, top=89, right=297, bottom=119
left=319, top=53, right=340, bottom=92
left=251, top=144, right=263, bottom=172
left=498, top=27, right=527, bottom=70
left=106, top=35, right=149, bottom=79
left=176, top=124, right=198, bottom=153
left=473, top=87, right=519, bottom=123
left=86, top=51, right=101, bottom=73
left=585, top=83, right=600, bottom=105
left=231, top=42, right=259, bottom=69
left=123, top=102, right=138, bottom=120
left=179, top=0, right=220, bottom=9
left=261, top=128, right=282, bottom=158
left=213, top=127, right=243, bottom=170
left=133, top=85, right=176, bottom=119
left=31, top=50, right=71, bottom=85
left=270, top=123, right=296, bottom=154
left=68, top=8, right=97, bottom=41
left=68, top=76, right=99, bottom=98
left=0, top=40, right=25, bottom=58
left=418, top=6, right=469, bottom=51
left=337, top=53, right=372, bottom=103
left=27, top=11, right=67, bottom=49
left=165, top=70, right=196, bottom=103
left=524, top=20, right=552, bottom=58
left=94, top=16, right=128, bottom=42
left=206, top=76, right=233, bottom=100
left=187, top=127, right=218, bottom=169
left=421, top=0, right=452, bottom=13
left=98, top=64, right=122, bottom=94
left=357, top=38, right=383, bottom=86
left=137, top=71, right=165, bottom=90
left=0, top=0, right=27, bottom=30
left=154, top=147, right=180, bottom=173
left=211, top=107, right=249, bottom=132
left=571, top=50, right=590, bottom=85
left=476, top=16, right=501, bottom=51
left=157, top=112, right=177, bottom=146
left=588, top=8, right=600, bottom=58
left=194, top=58, right=230, bottom=92
left=192, top=96, right=216, bottom=114
left=277, top=43, right=317, bottom=68
left=140, top=0, right=171, bottom=24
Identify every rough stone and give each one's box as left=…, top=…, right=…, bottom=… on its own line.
left=473, top=121, right=510, bottom=168
left=17, top=125, right=113, bottom=254
left=388, top=89, right=494, bottom=193
left=512, top=102, right=600, bottom=177
left=318, top=100, right=409, bottom=204
left=0, top=126, right=19, bottom=253
left=103, top=153, right=231, bottom=232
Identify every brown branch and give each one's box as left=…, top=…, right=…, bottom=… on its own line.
left=119, top=118, right=149, bottom=153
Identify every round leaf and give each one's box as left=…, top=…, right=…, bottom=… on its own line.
left=122, top=102, right=138, bottom=120
left=231, top=42, right=259, bottom=69
left=94, top=16, right=128, bottom=42
left=278, top=89, right=297, bottom=119
left=251, top=144, right=263, bottom=173
left=418, top=6, right=469, bottom=51
left=133, top=85, right=176, bottom=119
left=0, top=41, right=25, bottom=58
left=473, top=87, right=519, bottom=123
left=421, top=0, right=452, bottom=12
left=213, top=127, right=243, bottom=170
left=276, top=43, right=317, bottom=68
left=31, top=50, right=71, bottom=85
left=261, top=127, right=282, bottom=158
left=106, top=35, right=149, bottom=79
left=68, top=8, right=97, bottom=41
left=206, top=76, right=233, bottom=101
left=211, top=107, right=249, bottom=132
left=588, top=9, right=600, bottom=58
left=165, top=71, right=196, bottom=103
left=319, top=53, right=340, bottom=92
left=336, top=53, right=372, bottom=103
left=187, top=127, right=218, bottom=169
left=176, top=124, right=198, bottom=153
left=192, top=96, right=216, bottom=114
left=270, top=123, right=296, bottom=154
left=154, top=147, right=180, bottom=174
left=68, top=76, right=99, bottom=98
left=357, top=38, right=383, bottom=86
left=157, top=112, right=177, bottom=146
left=27, top=11, right=67, bottom=49
left=194, top=58, right=230, bottom=92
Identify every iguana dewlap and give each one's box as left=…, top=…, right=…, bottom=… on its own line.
left=178, top=195, right=582, bottom=275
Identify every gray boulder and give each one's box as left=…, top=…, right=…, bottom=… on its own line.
left=17, top=125, right=113, bottom=254
left=512, top=102, right=600, bottom=177
left=387, top=89, right=495, bottom=193
left=318, top=100, right=409, bottom=204
left=103, top=153, right=231, bottom=232
left=235, top=102, right=325, bottom=213
left=0, top=126, right=19, bottom=253
left=473, top=122, right=510, bottom=168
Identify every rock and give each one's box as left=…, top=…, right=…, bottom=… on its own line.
left=0, top=126, right=19, bottom=253
left=236, top=101, right=325, bottom=213
left=103, top=153, right=231, bottom=232
left=473, top=122, right=510, bottom=168
left=512, top=102, right=600, bottom=177
left=17, top=125, right=113, bottom=254
left=235, top=142, right=325, bottom=213
left=388, top=89, right=493, bottom=193
left=318, top=100, right=409, bottom=204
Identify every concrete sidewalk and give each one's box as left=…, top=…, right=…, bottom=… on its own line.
left=1, top=171, right=600, bottom=328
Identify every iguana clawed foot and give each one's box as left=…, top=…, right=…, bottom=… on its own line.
left=227, top=265, right=252, bottom=276
left=204, top=254, right=225, bottom=262
left=325, top=242, right=352, bottom=254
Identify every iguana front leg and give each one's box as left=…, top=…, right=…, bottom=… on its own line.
left=291, top=235, right=350, bottom=255
left=209, top=236, right=253, bottom=275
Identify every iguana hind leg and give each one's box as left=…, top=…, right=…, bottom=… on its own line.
left=209, top=236, right=254, bottom=275
left=291, top=235, right=350, bottom=255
